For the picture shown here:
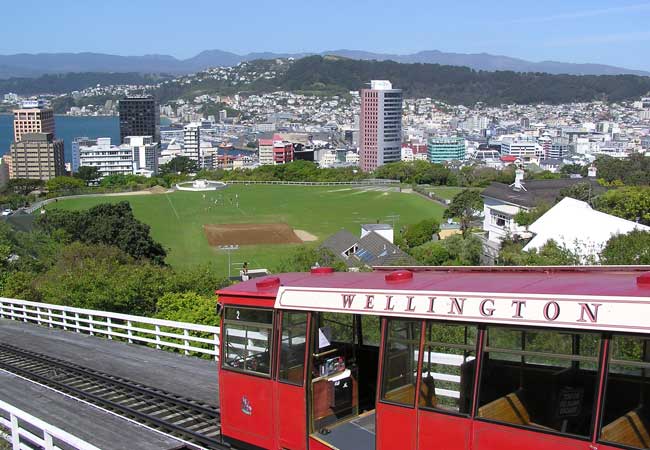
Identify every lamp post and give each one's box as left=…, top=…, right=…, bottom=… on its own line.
left=218, top=245, right=239, bottom=278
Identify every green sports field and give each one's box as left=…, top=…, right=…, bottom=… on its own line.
left=47, top=185, right=445, bottom=273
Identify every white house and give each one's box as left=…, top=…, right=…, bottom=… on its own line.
left=523, top=197, right=650, bottom=261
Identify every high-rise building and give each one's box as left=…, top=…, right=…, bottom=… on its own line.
left=71, top=137, right=96, bottom=173
left=13, top=100, right=55, bottom=143
left=183, top=123, right=201, bottom=163
left=119, top=96, right=160, bottom=144
left=359, top=80, right=403, bottom=172
left=126, top=136, right=159, bottom=175
left=79, top=138, right=133, bottom=179
left=427, top=137, right=467, bottom=163
left=0, top=157, right=9, bottom=189
left=2, top=154, right=14, bottom=179
left=10, top=133, right=65, bottom=180
left=550, top=137, right=571, bottom=159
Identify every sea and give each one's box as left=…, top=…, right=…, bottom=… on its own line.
left=0, top=114, right=120, bottom=164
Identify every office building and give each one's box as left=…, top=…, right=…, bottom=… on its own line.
left=182, top=123, right=201, bottom=163
left=500, top=136, right=543, bottom=163
left=10, top=133, right=65, bottom=180
left=427, top=137, right=466, bottom=163
left=2, top=154, right=14, bottom=179
left=119, top=96, right=160, bottom=144
left=79, top=138, right=134, bottom=179
left=126, top=136, right=159, bottom=175
left=71, top=137, right=96, bottom=173
left=0, top=157, right=9, bottom=188
left=13, top=101, right=55, bottom=143
left=359, top=80, right=403, bottom=172
left=258, top=138, right=274, bottom=165
left=550, top=137, right=571, bottom=159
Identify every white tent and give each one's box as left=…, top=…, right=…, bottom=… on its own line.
left=523, top=197, right=650, bottom=261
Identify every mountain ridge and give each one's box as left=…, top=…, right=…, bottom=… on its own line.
left=0, top=49, right=648, bottom=79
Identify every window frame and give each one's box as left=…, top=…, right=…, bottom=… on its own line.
left=474, top=324, right=604, bottom=442
left=379, top=318, right=424, bottom=409
left=221, top=306, right=275, bottom=379
left=418, top=320, right=480, bottom=418
left=597, top=332, right=650, bottom=450
left=277, top=310, right=310, bottom=387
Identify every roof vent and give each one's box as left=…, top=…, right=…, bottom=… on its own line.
left=385, top=269, right=414, bottom=283
left=637, top=272, right=650, bottom=287
left=311, top=267, right=334, bottom=275
left=256, top=276, right=281, bottom=290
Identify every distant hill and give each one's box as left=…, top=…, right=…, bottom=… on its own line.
left=0, top=72, right=168, bottom=95
left=0, top=49, right=648, bottom=79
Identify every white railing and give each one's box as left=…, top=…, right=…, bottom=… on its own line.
left=223, top=179, right=400, bottom=186
left=0, top=298, right=221, bottom=360
left=0, top=399, right=101, bottom=450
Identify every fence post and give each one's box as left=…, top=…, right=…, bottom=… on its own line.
left=127, top=321, right=133, bottom=344
left=214, top=333, right=219, bottom=361
left=48, top=308, right=53, bottom=328
left=183, top=329, right=190, bottom=356
left=75, top=312, right=80, bottom=333
left=62, top=310, right=68, bottom=331
left=89, top=315, right=94, bottom=336
left=22, top=304, right=28, bottom=322
left=10, top=412, right=20, bottom=449
left=107, top=317, right=112, bottom=339
left=36, top=306, right=42, bottom=325
left=44, top=431, right=54, bottom=450
left=155, top=325, right=161, bottom=350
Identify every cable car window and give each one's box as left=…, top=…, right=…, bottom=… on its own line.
left=222, top=307, right=273, bottom=377
left=477, top=326, right=600, bottom=438
left=420, top=322, right=477, bottom=414
left=361, top=315, right=381, bottom=347
left=279, top=311, right=308, bottom=386
left=380, top=319, right=422, bottom=407
left=600, top=335, right=650, bottom=449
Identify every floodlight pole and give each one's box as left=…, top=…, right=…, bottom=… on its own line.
left=218, top=245, right=239, bottom=278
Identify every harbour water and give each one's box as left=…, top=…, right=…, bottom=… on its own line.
left=0, top=114, right=120, bottom=163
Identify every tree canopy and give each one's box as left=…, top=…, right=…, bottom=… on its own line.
left=443, top=190, right=484, bottom=237
left=37, top=201, right=167, bottom=264
left=601, top=230, right=650, bottom=265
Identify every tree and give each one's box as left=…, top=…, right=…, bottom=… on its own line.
left=557, top=182, right=597, bottom=205
left=443, top=190, right=483, bottom=237
left=159, top=156, right=199, bottom=175
left=37, top=202, right=167, bottom=264
left=46, top=176, right=85, bottom=194
left=594, top=187, right=650, bottom=226
left=402, top=219, right=440, bottom=249
left=601, top=230, right=650, bottom=265
left=273, top=245, right=347, bottom=273
left=75, top=166, right=101, bottom=185
left=497, top=238, right=581, bottom=266
left=4, top=179, right=44, bottom=196
left=155, top=292, right=219, bottom=326
left=514, top=203, right=550, bottom=229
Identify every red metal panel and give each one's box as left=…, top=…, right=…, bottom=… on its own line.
left=419, top=411, right=471, bottom=450
left=376, top=402, right=417, bottom=450
left=277, top=383, right=307, bottom=450
left=219, top=369, right=275, bottom=449
left=472, top=421, right=592, bottom=450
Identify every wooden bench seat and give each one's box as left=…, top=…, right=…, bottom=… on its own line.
left=602, top=410, right=650, bottom=449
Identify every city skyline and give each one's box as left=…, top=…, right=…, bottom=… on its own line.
left=2, top=0, right=650, bottom=71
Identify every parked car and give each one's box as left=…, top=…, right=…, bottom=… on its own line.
left=1, top=209, right=12, bottom=216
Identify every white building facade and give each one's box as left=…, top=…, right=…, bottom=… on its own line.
left=79, top=138, right=133, bottom=178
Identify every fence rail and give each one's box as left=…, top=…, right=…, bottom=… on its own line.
left=0, top=298, right=221, bottom=360
left=0, top=399, right=101, bottom=450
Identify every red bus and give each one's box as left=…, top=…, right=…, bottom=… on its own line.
left=216, top=266, right=650, bottom=450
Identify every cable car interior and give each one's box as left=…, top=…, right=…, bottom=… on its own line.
left=310, top=313, right=380, bottom=450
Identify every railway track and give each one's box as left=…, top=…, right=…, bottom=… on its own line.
left=0, top=343, right=224, bottom=449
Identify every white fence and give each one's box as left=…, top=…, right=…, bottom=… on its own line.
left=0, top=399, right=101, bottom=450
left=223, top=179, right=400, bottom=186
left=0, top=298, right=221, bottom=360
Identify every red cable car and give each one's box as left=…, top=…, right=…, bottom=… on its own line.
left=216, top=267, right=650, bottom=450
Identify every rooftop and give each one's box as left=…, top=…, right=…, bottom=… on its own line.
left=482, top=178, right=606, bottom=209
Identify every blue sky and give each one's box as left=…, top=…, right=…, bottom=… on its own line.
left=2, top=0, right=650, bottom=70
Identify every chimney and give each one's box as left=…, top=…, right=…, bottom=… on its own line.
left=588, top=165, right=597, bottom=178
left=513, top=168, right=525, bottom=191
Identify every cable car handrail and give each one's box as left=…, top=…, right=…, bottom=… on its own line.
left=484, top=347, right=599, bottom=363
